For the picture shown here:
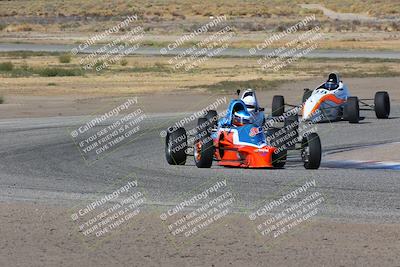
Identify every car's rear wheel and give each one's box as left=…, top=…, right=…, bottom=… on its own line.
left=301, top=133, right=321, bottom=169
left=194, top=118, right=214, bottom=168
left=165, top=127, right=187, bottom=165
left=205, top=110, right=218, bottom=128
left=344, top=96, right=359, bottom=123
left=302, top=88, right=312, bottom=103
left=272, top=95, right=285, bottom=117
left=374, top=91, right=390, bottom=119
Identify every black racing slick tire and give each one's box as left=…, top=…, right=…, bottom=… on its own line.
left=284, top=114, right=299, bottom=150
left=344, top=96, right=359, bottom=123
left=205, top=110, right=218, bottom=128
left=272, top=148, right=287, bottom=168
left=301, top=133, right=321, bottom=169
left=302, top=88, right=312, bottom=103
left=267, top=128, right=287, bottom=168
left=272, top=95, right=285, bottom=117
left=374, top=91, right=390, bottom=119
left=165, top=127, right=187, bottom=165
left=194, top=118, right=214, bottom=168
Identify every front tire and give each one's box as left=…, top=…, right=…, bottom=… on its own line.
left=374, top=91, right=390, bottom=119
left=165, top=127, right=187, bottom=165
left=302, top=88, right=312, bottom=103
left=284, top=114, right=299, bottom=150
left=194, top=118, right=214, bottom=168
left=301, top=133, right=321, bottom=169
left=267, top=128, right=287, bottom=168
left=272, top=148, right=287, bottom=168
left=272, top=95, right=285, bottom=117
left=344, top=96, right=359, bottom=123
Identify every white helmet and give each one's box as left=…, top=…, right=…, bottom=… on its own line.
left=242, top=89, right=257, bottom=112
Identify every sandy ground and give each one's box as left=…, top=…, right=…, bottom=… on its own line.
left=1, top=202, right=399, bottom=267
left=301, top=4, right=377, bottom=21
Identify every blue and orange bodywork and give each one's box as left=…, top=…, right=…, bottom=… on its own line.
left=211, top=99, right=277, bottom=168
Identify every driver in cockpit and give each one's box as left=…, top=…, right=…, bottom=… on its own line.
left=241, top=89, right=265, bottom=126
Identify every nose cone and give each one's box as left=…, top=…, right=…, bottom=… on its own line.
left=302, top=92, right=325, bottom=121
left=302, top=97, right=316, bottom=120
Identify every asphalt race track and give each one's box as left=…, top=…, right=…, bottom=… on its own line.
left=0, top=104, right=399, bottom=224
left=1, top=43, right=400, bottom=59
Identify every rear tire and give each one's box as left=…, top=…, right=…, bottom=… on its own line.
left=302, top=88, right=312, bottom=103
left=272, top=95, right=285, bottom=117
left=301, top=133, right=321, bottom=169
left=194, top=118, right=214, bottom=168
left=344, top=96, right=359, bottom=123
left=165, top=127, right=187, bottom=165
left=205, top=110, right=218, bottom=128
left=374, top=91, right=390, bottom=119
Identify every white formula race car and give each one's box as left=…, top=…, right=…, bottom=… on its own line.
left=271, top=73, right=390, bottom=123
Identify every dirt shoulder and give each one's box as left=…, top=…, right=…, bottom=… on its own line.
left=1, top=202, right=399, bottom=267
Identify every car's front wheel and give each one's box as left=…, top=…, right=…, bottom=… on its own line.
left=284, top=114, right=299, bottom=150
left=267, top=128, right=287, bottom=168
left=194, top=118, right=214, bottom=168
left=344, top=96, right=359, bottom=123
left=374, top=91, right=390, bottom=119
left=272, top=95, right=285, bottom=117
left=165, top=127, right=187, bottom=165
left=301, top=133, right=321, bottom=169
left=302, top=88, right=312, bottom=103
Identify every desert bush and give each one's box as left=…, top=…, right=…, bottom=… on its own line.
left=94, top=60, right=105, bottom=70
left=59, top=54, right=71, bottom=63
left=36, top=67, right=83, bottom=77
left=0, top=62, right=14, bottom=71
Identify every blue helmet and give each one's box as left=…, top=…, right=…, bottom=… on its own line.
left=324, top=81, right=337, bottom=90
left=233, top=109, right=253, bottom=126
left=324, top=73, right=340, bottom=90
